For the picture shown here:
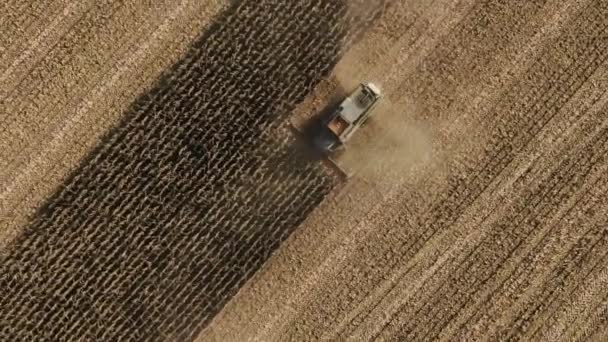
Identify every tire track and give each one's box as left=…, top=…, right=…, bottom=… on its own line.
left=533, top=248, right=608, bottom=340
left=417, top=0, right=606, bottom=224
left=500, top=197, right=608, bottom=340
left=0, top=0, right=62, bottom=66
left=344, top=61, right=608, bottom=341
left=433, top=65, right=608, bottom=340
left=364, top=2, right=608, bottom=333
left=0, top=1, right=95, bottom=98
left=402, top=0, right=548, bottom=115
left=0, top=1, right=355, bottom=340
left=1, top=1, right=178, bottom=184
left=275, top=2, right=553, bottom=339
left=383, top=122, right=608, bottom=341
left=314, top=2, right=604, bottom=340
left=448, top=165, right=608, bottom=341
left=0, top=0, right=222, bottom=254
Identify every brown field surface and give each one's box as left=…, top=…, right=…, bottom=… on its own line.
left=2, top=0, right=608, bottom=341
left=0, top=1, right=374, bottom=340
left=0, top=0, right=227, bottom=251
left=200, top=0, right=608, bottom=341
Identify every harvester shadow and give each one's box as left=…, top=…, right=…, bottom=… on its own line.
left=0, top=0, right=357, bottom=341
left=289, top=85, right=347, bottom=158
left=287, top=85, right=357, bottom=179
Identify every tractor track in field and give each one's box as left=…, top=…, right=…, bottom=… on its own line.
left=1, top=1, right=384, bottom=340
left=0, top=0, right=228, bottom=252
left=200, top=1, right=608, bottom=341
left=4, top=1, right=608, bottom=341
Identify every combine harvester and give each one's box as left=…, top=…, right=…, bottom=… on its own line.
left=292, top=82, right=382, bottom=179
left=312, top=82, right=382, bottom=153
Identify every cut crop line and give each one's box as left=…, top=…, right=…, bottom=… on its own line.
left=505, top=210, right=608, bottom=340
left=375, top=122, right=608, bottom=341
left=453, top=170, right=608, bottom=338
left=452, top=171, right=608, bottom=341
left=1, top=2, right=123, bottom=105
left=443, top=84, right=608, bottom=336
left=0, top=0, right=63, bottom=64
left=0, top=1, right=94, bottom=93
left=361, top=10, right=608, bottom=337
left=414, top=126, right=608, bottom=341
left=532, top=245, right=608, bottom=341
left=0, top=0, right=356, bottom=339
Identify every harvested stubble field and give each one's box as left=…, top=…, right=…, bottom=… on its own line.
left=2, top=0, right=608, bottom=342
left=0, top=0, right=383, bottom=340
left=201, top=0, right=608, bottom=341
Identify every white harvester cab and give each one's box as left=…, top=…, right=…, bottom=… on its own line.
left=313, top=82, right=382, bottom=153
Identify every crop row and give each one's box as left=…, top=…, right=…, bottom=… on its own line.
left=344, top=1, right=608, bottom=339
left=391, top=120, right=608, bottom=341
left=0, top=0, right=368, bottom=341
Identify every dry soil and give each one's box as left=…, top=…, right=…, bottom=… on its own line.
left=200, top=0, right=608, bottom=341
left=0, top=0, right=227, bottom=252
left=2, top=1, right=608, bottom=341
left=0, top=1, right=370, bottom=340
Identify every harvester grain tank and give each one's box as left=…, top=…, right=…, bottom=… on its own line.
left=312, top=82, right=382, bottom=153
